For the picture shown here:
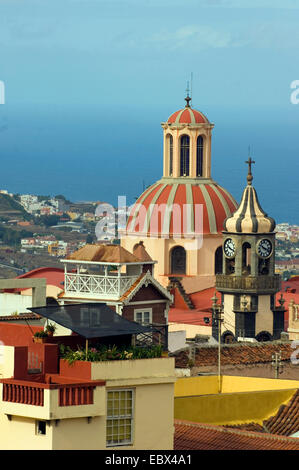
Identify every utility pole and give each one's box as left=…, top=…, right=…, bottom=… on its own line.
left=212, top=293, right=224, bottom=394
left=272, top=351, right=283, bottom=379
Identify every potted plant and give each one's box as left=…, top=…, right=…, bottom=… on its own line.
left=33, top=330, right=49, bottom=343
left=45, top=323, right=56, bottom=337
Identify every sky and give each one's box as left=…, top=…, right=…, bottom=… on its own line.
left=0, top=0, right=298, bottom=223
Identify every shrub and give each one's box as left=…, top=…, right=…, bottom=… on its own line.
left=34, top=330, right=48, bottom=338
left=60, top=344, right=163, bottom=364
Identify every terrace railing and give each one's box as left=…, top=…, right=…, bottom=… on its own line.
left=64, top=273, right=139, bottom=299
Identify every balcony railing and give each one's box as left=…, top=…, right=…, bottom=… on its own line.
left=59, top=385, right=94, bottom=406
left=216, top=274, right=281, bottom=292
left=64, top=273, right=139, bottom=299
left=1, top=380, right=98, bottom=408
left=2, top=382, right=44, bottom=406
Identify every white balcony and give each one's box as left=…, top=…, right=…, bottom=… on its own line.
left=64, top=272, right=139, bottom=300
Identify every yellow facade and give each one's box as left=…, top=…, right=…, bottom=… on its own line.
left=0, top=347, right=176, bottom=450
left=174, top=375, right=299, bottom=426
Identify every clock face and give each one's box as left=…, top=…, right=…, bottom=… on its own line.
left=224, top=238, right=236, bottom=258
left=257, top=238, right=272, bottom=258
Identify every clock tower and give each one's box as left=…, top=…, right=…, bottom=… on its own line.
left=215, top=159, right=284, bottom=342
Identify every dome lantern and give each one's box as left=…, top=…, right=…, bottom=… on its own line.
left=162, top=95, right=214, bottom=180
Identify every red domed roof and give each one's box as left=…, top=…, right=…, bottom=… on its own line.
left=167, top=107, right=209, bottom=125
left=126, top=181, right=237, bottom=237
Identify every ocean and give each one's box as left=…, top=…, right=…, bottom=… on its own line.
left=0, top=103, right=298, bottom=225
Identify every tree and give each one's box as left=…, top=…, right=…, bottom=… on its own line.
left=40, top=215, right=60, bottom=227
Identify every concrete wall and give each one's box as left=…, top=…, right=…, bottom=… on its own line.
left=0, top=293, right=33, bottom=316
left=169, top=322, right=212, bottom=339
left=51, top=383, right=174, bottom=450
left=168, top=330, right=187, bottom=352
left=174, top=388, right=297, bottom=426
left=175, top=375, right=299, bottom=396
left=0, top=415, right=53, bottom=450
left=174, top=375, right=299, bottom=426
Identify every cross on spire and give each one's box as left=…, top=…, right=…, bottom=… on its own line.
left=185, top=81, right=191, bottom=107
left=245, top=156, right=255, bottom=185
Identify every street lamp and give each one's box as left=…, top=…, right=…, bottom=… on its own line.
left=211, top=293, right=223, bottom=394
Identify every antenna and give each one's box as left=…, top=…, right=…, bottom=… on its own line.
left=190, top=72, right=193, bottom=107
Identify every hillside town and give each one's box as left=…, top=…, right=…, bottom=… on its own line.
left=0, top=190, right=131, bottom=278
left=0, top=93, right=299, bottom=451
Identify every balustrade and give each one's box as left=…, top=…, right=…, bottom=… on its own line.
left=65, top=273, right=139, bottom=298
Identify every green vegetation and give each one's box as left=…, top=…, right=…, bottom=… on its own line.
left=0, top=194, right=31, bottom=220
left=34, top=330, right=48, bottom=338
left=45, top=323, right=56, bottom=335
left=60, top=344, right=163, bottom=364
left=0, top=227, right=33, bottom=246
left=39, top=215, right=60, bottom=227
left=55, top=194, right=72, bottom=205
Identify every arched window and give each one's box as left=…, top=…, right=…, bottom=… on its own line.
left=170, top=246, right=186, bottom=274
left=196, top=136, right=204, bottom=176
left=167, top=134, right=173, bottom=176
left=215, top=246, right=223, bottom=274
left=242, top=242, right=251, bottom=275
left=180, top=135, right=190, bottom=176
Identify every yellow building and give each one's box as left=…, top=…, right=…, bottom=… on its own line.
left=0, top=313, right=176, bottom=450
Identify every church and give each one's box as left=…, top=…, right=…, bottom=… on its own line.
left=121, top=93, right=238, bottom=294
left=121, top=93, right=285, bottom=343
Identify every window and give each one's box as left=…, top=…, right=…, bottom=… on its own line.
left=196, top=136, right=203, bottom=176
left=80, top=308, right=101, bottom=326
left=106, top=390, right=134, bottom=447
left=36, top=420, right=46, bottom=435
left=134, top=309, right=152, bottom=326
left=180, top=135, right=190, bottom=176
left=214, top=246, right=223, bottom=275
left=170, top=246, right=186, bottom=274
left=166, top=134, right=173, bottom=176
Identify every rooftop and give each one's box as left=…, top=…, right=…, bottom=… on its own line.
left=171, top=340, right=294, bottom=368
left=66, top=243, right=144, bottom=264
left=226, top=389, right=299, bottom=437
left=174, top=420, right=299, bottom=450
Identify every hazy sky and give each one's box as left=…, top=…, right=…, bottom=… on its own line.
left=0, top=0, right=298, bottom=223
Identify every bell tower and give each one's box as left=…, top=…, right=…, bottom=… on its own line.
left=216, top=159, right=285, bottom=342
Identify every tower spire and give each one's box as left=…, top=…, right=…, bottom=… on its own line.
left=185, top=81, right=191, bottom=107
left=245, top=156, right=255, bottom=186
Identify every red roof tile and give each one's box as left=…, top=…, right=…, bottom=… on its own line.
left=171, top=341, right=294, bottom=368
left=224, top=390, right=299, bottom=437
left=174, top=420, right=299, bottom=450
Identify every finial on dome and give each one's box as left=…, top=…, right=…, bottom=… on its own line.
left=185, top=81, right=191, bottom=108
left=245, top=155, right=255, bottom=185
